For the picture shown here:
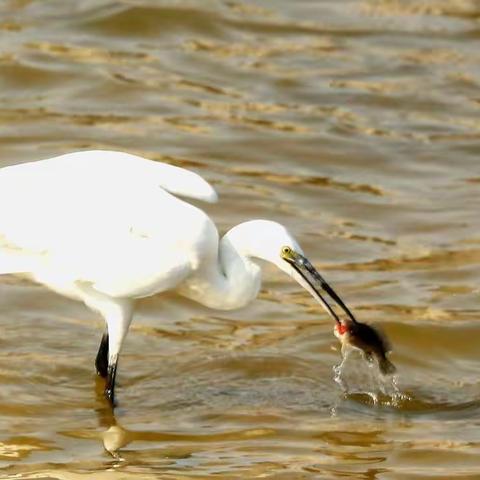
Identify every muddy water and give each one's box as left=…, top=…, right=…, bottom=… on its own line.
left=1, top=0, right=480, bottom=478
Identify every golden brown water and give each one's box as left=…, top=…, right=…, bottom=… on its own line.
left=1, top=0, right=480, bottom=478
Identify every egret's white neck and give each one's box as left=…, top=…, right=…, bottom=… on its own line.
left=179, top=221, right=269, bottom=310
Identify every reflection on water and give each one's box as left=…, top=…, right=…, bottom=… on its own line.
left=1, top=0, right=480, bottom=478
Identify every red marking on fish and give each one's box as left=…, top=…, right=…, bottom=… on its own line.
left=336, top=323, right=348, bottom=335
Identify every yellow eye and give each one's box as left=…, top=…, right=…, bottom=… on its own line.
left=281, top=246, right=291, bottom=255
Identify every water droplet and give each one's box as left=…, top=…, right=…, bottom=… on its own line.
left=333, top=345, right=408, bottom=407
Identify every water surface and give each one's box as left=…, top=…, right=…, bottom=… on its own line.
left=1, top=0, right=480, bottom=478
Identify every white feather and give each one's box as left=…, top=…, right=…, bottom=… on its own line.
left=0, top=150, right=327, bottom=403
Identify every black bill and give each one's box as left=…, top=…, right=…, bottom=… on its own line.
left=281, top=247, right=358, bottom=326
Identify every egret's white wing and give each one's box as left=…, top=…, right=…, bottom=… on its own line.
left=0, top=150, right=217, bottom=252
left=0, top=151, right=219, bottom=297
left=0, top=150, right=217, bottom=203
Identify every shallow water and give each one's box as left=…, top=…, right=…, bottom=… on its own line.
left=1, top=0, right=480, bottom=478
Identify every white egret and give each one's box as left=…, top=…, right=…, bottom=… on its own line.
left=0, top=150, right=355, bottom=405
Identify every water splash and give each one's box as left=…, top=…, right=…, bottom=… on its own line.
left=333, top=346, right=409, bottom=407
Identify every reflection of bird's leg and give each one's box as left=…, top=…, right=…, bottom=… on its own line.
left=95, top=332, right=109, bottom=378
left=79, top=283, right=134, bottom=406
left=94, top=395, right=130, bottom=458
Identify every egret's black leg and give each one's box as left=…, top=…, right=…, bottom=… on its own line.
left=95, top=333, right=109, bottom=378
left=105, top=361, right=118, bottom=406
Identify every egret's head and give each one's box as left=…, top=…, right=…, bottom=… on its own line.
left=226, top=219, right=358, bottom=326
left=226, top=220, right=303, bottom=265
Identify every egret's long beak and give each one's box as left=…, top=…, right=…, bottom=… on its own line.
left=281, top=248, right=358, bottom=326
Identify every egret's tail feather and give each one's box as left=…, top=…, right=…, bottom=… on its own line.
left=151, top=160, right=218, bottom=203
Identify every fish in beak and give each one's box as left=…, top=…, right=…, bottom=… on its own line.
left=281, top=246, right=396, bottom=375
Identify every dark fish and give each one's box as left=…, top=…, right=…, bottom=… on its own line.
left=334, top=320, right=396, bottom=375
left=279, top=249, right=396, bottom=375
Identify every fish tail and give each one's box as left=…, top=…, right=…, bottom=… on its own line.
left=379, top=357, right=396, bottom=375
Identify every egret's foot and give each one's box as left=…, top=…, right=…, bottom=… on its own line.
left=96, top=333, right=109, bottom=378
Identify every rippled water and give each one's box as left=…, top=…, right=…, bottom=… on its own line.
left=1, top=0, right=480, bottom=478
